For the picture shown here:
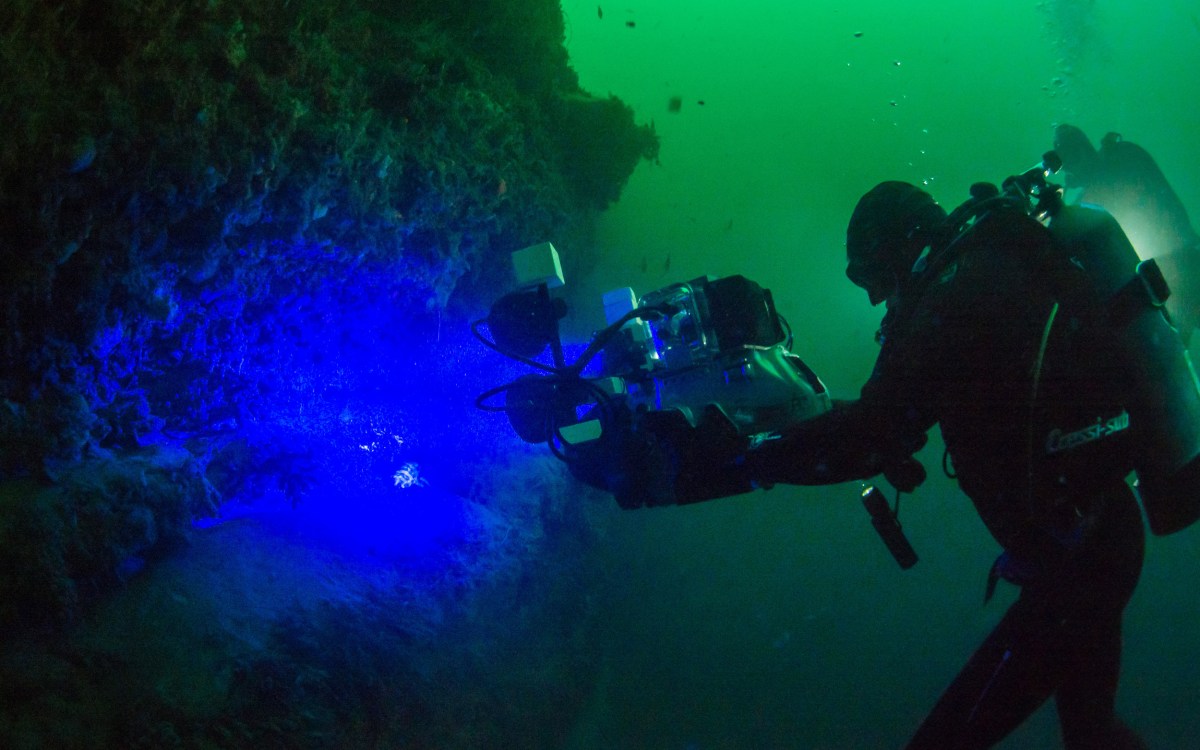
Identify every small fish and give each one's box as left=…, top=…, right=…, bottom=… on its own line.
left=598, top=5, right=603, bottom=20
left=664, top=254, right=671, bottom=273
left=667, top=95, right=682, bottom=113
left=626, top=20, right=636, bottom=28
left=640, top=256, right=648, bottom=273
left=853, top=31, right=864, bottom=38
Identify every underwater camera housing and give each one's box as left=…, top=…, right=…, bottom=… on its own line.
left=475, top=243, right=831, bottom=508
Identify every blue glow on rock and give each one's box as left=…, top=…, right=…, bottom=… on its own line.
left=168, top=238, right=552, bottom=575
left=201, top=480, right=472, bottom=565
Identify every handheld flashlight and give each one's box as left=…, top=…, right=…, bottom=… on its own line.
left=861, top=485, right=919, bottom=569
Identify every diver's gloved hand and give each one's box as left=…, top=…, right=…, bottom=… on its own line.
left=883, top=455, right=926, bottom=493
left=879, top=424, right=928, bottom=493
left=606, top=407, right=757, bottom=507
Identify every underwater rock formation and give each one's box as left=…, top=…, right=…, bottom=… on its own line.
left=1, top=0, right=655, bottom=457
left=0, top=0, right=652, bottom=593
left=0, top=0, right=653, bottom=746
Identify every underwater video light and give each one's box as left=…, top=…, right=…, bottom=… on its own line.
left=483, top=242, right=568, bottom=364
left=486, top=287, right=566, bottom=359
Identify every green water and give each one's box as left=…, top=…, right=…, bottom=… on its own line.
left=556, top=2, right=1200, bottom=747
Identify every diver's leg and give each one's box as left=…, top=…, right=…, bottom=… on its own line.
left=1053, top=617, right=1147, bottom=749
left=908, top=485, right=1145, bottom=750
left=903, top=596, right=1062, bottom=750
left=1053, top=614, right=1124, bottom=749
left=1054, top=488, right=1147, bottom=750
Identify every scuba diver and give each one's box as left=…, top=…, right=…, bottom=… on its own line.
left=741, top=181, right=1153, bottom=749
left=475, top=156, right=1200, bottom=748
left=1053, top=124, right=1200, bottom=341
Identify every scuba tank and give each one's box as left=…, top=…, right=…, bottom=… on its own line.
left=935, top=158, right=1200, bottom=535
left=1046, top=201, right=1200, bottom=535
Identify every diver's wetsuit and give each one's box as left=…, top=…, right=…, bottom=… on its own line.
left=751, top=206, right=1147, bottom=749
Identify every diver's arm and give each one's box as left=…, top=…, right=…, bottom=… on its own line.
left=745, top=396, right=927, bottom=488
left=745, top=301, right=944, bottom=491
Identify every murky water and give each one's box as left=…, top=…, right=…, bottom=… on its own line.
left=557, top=2, right=1200, bottom=747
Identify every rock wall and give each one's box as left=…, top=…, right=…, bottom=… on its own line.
left=0, top=2, right=653, bottom=745
left=0, top=0, right=654, bottom=614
